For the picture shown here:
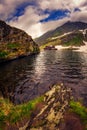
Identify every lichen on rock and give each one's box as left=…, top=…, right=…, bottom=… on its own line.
left=26, top=84, right=71, bottom=130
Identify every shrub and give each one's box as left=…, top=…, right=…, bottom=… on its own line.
left=0, top=51, right=8, bottom=58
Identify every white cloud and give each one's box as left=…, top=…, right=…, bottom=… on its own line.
left=0, top=0, right=33, bottom=20
left=73, top=0, right=87, bottom=7
left=40, top=17, right=70, bottom=34
left=8, top=6, right=49, bottom=38
left=38, top=0, right=63, bottom=10
left=38, top=0, right=87, bottom=11
left=71, top=10, right=87, bottom=23
left=0, top=0, right=87, bottom=38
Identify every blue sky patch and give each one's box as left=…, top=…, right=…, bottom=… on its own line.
left=15, top=2, right=37, bottom=17
left=6, top=1, right=37, bottom=22
left=40, top=10, right=71, bottom=23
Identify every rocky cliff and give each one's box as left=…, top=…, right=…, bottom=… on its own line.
left=0, top=20, right=39, bottom=62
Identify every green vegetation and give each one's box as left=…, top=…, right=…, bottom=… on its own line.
left=0, top=51, right=8, bottom=58
left=70, top=100, right=87, bottom=126
left=7, top=43, right=20, bottom=49
left=40, top=33, right=83, bottom=50
left=40, top=39, right=61, bottom=50
left=0, top=96, right=43, bottom=128
left=33, top=46, right=40, bottom=53
left=63, top=35, right=83, bottom=46
left=53, top=31, right=62, bottom=37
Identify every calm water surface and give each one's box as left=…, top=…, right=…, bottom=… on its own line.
left=0, top=50, right=87, bottom=105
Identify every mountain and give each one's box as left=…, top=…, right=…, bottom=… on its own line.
left=0, top=20, right=39, bottom=62
left=35, top=21, right=87, bottom=46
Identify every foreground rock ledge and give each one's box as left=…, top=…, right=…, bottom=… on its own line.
left=20, top=84, right=71, bottom=130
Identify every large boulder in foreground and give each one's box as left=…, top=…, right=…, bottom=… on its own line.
left=25, top=84, right=71, bottom=130
left=2, top=84, right=85, bottom=130
left=0, top=20, right=39, bottom=62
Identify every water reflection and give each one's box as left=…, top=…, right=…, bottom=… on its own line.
left=0, top=50, right=87, bottom=105
left=34, top=52, right=46, bottom=80
left=60, top=50, right=84, bottom=80
left=0, top=55, right=37, bottom=100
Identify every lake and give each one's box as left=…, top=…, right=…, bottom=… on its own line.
left=0, top=49, right=87, bottom=105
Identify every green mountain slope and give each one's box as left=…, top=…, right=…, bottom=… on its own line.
left=35, top=21, right=87, bottom=46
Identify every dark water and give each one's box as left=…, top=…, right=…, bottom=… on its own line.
left=0, top=50, right=87, bottom=105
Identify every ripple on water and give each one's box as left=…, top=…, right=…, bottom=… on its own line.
left=0, top=50, right=87, bottom=105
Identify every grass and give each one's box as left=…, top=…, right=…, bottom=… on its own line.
left=40, top=39, right=61, bottom=50
left=63, top=35, right=83, bottom=46
left=40, top=34, right=83, bottom=50
left=0, top=96, right=44, bottom=128
left=7, top=43, right=20, bottom=49
left=0, top=51, right=8, bottom=58
left=70, top=100, right=87, bottom=125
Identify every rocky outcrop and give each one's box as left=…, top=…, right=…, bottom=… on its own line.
left=0, top=20, right=39, bottom=62
left=24, top=84, right=71, bottom=130
left=2, top=84, right=85, bottom=130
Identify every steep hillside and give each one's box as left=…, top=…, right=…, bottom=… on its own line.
left=35, top=21, right=87, bottom=46
left=0, top=20, right=39, bottom=62
left=60, top=31, right=84, bottom=46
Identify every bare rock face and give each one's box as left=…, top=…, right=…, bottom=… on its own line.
left=0, top=20, right=39, bottom=62
left=25, top=84, right=71, bottom=130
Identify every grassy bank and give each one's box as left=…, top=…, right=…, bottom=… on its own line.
left=0, top=96, right=43, bottom=129
left=70, top=100, right=87, bottom=129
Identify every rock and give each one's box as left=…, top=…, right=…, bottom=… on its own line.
left=59, top=112, right=84, bottom=130
left=5, top=84, right=72, bottom=130
left=19, top=122, right=29, bottom=130
left=0, top=20, right=39, bottom=62
left=26, top=84, right=71, bottom=130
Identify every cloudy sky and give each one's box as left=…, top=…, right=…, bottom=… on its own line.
left=0, top=0, right=87, bottom=38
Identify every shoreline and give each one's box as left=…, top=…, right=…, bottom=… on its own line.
left=0, top=51, right=40, bottom=64
left=0, top=84, right=87, bottom=130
